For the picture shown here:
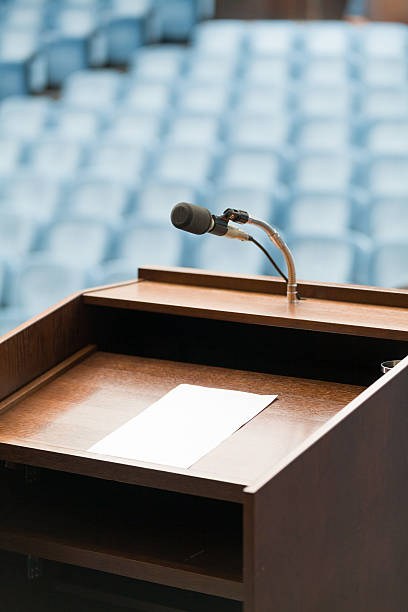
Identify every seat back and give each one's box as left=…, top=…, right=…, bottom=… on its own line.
left=43, top=218, right=113, bottom=265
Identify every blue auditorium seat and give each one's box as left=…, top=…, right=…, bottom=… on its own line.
left=48, top=108, right=101, bottom=142
left=297, top=86, right=355, bottom=117
left=41, top=218, right=114, bottom=266
left=226, top=113, right=290, bottom=151
left=368, top=198, right=408, bottom=241
left=153, top=146, right=215, bottom=186
left=0, top=211, right=39, bottom=257
left=294, top=118, right=353, bottom=152
left=104, top=112, right=163, bottom=146
left=154, top=0, right=198, bottom=41
left=247, top=21, right=297, bottom=57
left=194, top=232, right=266, bottom=276
left=299, top=58, right=355, bottom=86
left=361, top=59, right=408, bottom=88
left=217, top=150, right=282, bottom=191
left=363, top=120, right=408, bottom=155
left=64, top=179, right=130, bottom=222
left=154, top=0, right=215, bottom=41
left=285, top=193, right=354, bottom=235
left=234, top=86, right=293, bottom=115
left=370, top=241, right=408, bottom=288
left=136, top=182, right=199, bottom=223
left=366, top=156, right=408, bottom=197
left=0, top=29, right=39, bottom=98
left=185, top=54, right=239, bottom=84
left=85, top=141, right=148, bottom=183
left=192, top=20, right=246, bottom=58
left=176, top=82, right=231, bottom=115
left=165, top=113, right=220, bottom=146
left=62, top=70, right=123, bottom=111
left=300, top=22, right=354, bottom=58
left=131, top=44, right=186, bottom=82
left=242, top=56, right=293, bottom=86
left=286, top=232, right=371, bottom=284
left=1, top=175, right=61, bottom=222
left=25, top=139, right=84, bottom=179
left=122, top=80, right=173, bottom=113
left=359, top=23, right=408, bottom=60
left=96, top=0, right=155, bottom=65
left=360, top=88, right=408, bottom=119
left=294, top=153, right=355, bottom=193
left=116, top=223, right=184, bottom=268
left=42, top=7, right=99, bottom=87
left=0, top=137, right=24, bottom=176
left=0, top=96, right=51, bottom=138
left=198, top=0, right=215, bottom=19
left=7, top=254, right=91, bottom=314
left=3, top=5, right=45, bottom=31
left=4, top=0, right=49, bottom=8
left=58, top=0, right=101, bottom=9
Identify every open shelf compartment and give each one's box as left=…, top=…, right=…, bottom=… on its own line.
left=0, top=465, right=243, bottom=601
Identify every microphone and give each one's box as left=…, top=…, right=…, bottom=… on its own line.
left=170, top=202, right=250, bottom=241
left=170, top=203, right=299, bottom=303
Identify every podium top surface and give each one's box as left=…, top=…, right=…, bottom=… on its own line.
left=0, top=349, right=364, bottom=501
left=84, top=267, right=408, bottom=341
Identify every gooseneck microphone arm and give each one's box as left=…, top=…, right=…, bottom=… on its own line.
left=223, top=208, right=298, bottom=303
left=248, top=216, right=297, bottom=303
left=170, top=203, right=298, bottom=304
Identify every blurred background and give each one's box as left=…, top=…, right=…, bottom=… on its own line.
left=0, top=0, right=407, bottom=336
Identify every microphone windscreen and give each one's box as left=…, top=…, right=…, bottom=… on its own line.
left=170, top=202, right=213, bottom=235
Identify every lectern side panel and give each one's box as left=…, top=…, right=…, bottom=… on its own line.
left=0, top=295, right=91, bottom=401
left=243, top=364, right=408, bottom=612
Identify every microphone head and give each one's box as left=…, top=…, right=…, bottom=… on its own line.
left=170, top=202, right=213, bottom=235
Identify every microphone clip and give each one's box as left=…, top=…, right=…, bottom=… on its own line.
left=209, top=209, right=250, bottom=236
left=222, top=208, right=249, bottom=225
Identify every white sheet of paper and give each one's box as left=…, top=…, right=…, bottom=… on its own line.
left=89, top=384, right=277, bottom=469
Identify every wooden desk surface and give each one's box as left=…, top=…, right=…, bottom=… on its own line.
left=0, top=351, right=364, bottom=495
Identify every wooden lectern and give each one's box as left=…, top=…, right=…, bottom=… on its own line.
left=0, top=266, right=407, bottom=611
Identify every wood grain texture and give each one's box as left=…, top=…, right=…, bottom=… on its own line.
left=0, top=352, right=364, bottom=494
left=0, top=532, right=242, bottom=601
left=0, top=345, right=96, bottom=418
left=0, top=440, right=244, bottom=503
left=243, top=359, right=408, bottom=611
left=368, top=0, right=408, bottom=21
left=137, top=267, right=408, bottom=308
left=0, top=294, right=91, bottom=402
left=215, top=0, right=346, bottom=19
left=84, top=274, right=408, bottom=341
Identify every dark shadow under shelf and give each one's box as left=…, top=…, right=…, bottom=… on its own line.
left=0, top=470, right=243, bottom=601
